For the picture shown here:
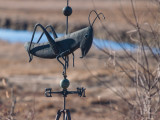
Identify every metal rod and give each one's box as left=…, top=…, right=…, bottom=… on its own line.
left=63, top=1, right=69, bottom=119
left=67, top=0, right=69, bottom=6
left=64, top=95, right=66, bottom=110
left=63, top=95, right=66, bottom=120
left=64, top=0, right=69, bottom=79
left=63, top=52, right=67, bottom=79
left=66, top=0, right=69, bottom=35
left=66, top=16, right=68, bottom=35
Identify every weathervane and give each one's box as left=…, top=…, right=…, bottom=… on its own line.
left=24, top=0, right=105, bottom=119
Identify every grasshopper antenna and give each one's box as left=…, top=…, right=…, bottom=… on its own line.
left=88, top=10, right=105, bottom=27
left=92, top=13, right=105, bottom=26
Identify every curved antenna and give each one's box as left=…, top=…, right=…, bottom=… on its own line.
left=88, top=10, right=105, bottom=27
left=91, top=13, right=105, bottom=27
left=88, top=10, right=98, bottom=26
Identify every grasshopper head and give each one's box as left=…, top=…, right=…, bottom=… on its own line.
left=80, top=26, right=93, bottom=58
left=80, top=10, right=105, bottom=58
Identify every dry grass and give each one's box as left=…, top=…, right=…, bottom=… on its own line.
left=0, top=40, right=135, bottom=120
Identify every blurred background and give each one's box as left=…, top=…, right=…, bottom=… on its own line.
left=0, top=0, right=160, bottom=120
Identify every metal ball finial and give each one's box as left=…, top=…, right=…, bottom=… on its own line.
left=60, top=78, right=70, bottom=89
left=63, top=6, right=72, bottom=16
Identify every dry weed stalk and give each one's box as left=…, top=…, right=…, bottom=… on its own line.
left=90, top=0, right=160, bottom=119
left=10, top=88, right=16, bottom=116
left=9, top=88, right=16, bottom=120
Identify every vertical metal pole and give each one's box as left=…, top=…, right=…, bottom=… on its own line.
left=64, top=0, right=69, bottom=79
left=66, top=16, right=68, bottom=35
left=64, top=95, right=66, bottom=110
left=63, top=94, right=66, bottom=120
left=64, top=1, right=69, bottom=120
left=66, top=0, right=69, bottom=35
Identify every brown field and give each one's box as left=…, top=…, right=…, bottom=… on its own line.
left=0, top=0, right=159, bottom=39
left=0, top=0, right=160, bottom=120
left=0, top=41, right=133, bottom=120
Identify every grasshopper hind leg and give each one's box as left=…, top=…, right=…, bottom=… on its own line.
left=31, top=23, right=59, bottom=54
left=37, top=25, right=58, bottom=43
left=26, top=23, right=59, bottom=62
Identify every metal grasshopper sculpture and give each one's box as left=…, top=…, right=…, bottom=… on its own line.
left=24, top=10, right=105, bottom=74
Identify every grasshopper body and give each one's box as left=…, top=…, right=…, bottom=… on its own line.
left=24, top=26, right=93, bottom=59
left=24, top=10, right=105, bottom=65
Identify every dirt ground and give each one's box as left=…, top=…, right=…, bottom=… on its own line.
left=0, top=0, right=160, bottom=120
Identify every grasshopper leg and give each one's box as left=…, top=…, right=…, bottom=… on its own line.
left=37, top=25, right=58, bottom=43
left=56, top=50, right=70, bottom=77
left=28, top=23, right=59, bottom=62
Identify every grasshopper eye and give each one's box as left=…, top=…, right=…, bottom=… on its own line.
left=84, top=34, right=88, bottom=39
